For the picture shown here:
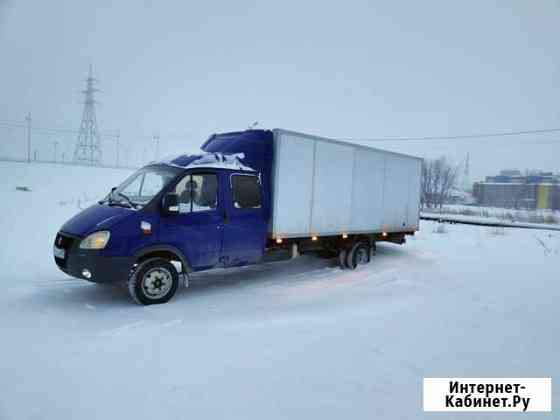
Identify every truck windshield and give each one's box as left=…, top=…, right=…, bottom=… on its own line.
left=104, top=165, right=181, bottom=209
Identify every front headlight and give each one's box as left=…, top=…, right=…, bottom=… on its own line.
left=80, top=231, right=111, bottom=249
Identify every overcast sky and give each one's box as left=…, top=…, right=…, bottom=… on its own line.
left=1, top=0, right=559, bottom=180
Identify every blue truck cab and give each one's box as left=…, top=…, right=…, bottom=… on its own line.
left=54, top=130, right=275, bottom=304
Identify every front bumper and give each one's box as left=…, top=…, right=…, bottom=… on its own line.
left=54, top=232, right=134, bottom=283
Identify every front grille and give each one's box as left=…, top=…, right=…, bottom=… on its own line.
left=54, top=232, right=75, bottom=250
left=54, top=232, right=78, bottom=270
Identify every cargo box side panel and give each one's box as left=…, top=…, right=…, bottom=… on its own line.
left=310, top=141, right=354, bottom=234
left=272, top=132, right=314, bottom=237
left=350, top=149, right=385, bottom=232
left=382, top=155, right=410, bottom=231
left=407, top=159, right=422, bottom=229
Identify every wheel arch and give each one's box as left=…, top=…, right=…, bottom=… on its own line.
left=133, top=245, right=193, bottom=274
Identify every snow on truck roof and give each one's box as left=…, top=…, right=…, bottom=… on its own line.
left=157, top=152, right=256, bottom=172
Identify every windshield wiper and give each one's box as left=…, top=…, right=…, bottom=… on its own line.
left=116, top=192, right=136, bottom=209
left=102, top=188, right=136, bottom=209
left=98, top=192, right=112, bottom=205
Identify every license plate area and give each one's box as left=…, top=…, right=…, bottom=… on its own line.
left=53, top=245, right=66, bottom=259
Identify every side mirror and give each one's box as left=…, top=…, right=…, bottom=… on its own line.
left=162, top=193, right=179, bottom=215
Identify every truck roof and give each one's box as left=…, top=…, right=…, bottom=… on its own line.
left=204, top=128, right=423, bottom=162
left=157, top=128, right=422, bottom=173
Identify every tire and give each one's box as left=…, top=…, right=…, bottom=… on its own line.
left=338, top=247, right=348, bottom=269
left=370, top=241, right=377, bottom=257
left=345, top=242, right=370, bottom=270
left=128, top=258, right=179, bottom=305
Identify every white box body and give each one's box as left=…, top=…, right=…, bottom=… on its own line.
left=270, top=129, right=422, bottom=238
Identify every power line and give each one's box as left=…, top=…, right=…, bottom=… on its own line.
left=3, top=118, right=560, bottom=142
left=0, top=121, right=118, bottom=138
left=348, top=127, right=560, bottom=142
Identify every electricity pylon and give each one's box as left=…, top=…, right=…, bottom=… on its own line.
left=73, top=64, right=102, bottom=165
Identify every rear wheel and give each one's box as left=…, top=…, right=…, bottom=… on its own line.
left=345, top=242, right=370, bottom=270
left=128, top=258, right=179, bottom=305
left=338, top=247, right=348, bottom=269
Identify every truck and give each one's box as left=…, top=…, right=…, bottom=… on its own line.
left=53, top=129, right=422, bottom=305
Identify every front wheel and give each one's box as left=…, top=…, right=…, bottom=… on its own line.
left=128, top=258, right=179, bottom=305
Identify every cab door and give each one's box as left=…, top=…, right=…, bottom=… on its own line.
left=221, top=173, right=267, bottom=267
left=158, top=171, right=223, bottom=270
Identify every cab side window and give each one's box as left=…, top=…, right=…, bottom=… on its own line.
left=175, top=173, right=218, bottom=213
left=231, top=174, right=261, bottom=209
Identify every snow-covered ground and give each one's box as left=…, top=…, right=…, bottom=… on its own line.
left=1, top=161, right=559, bottom=419
left=424, top=204, right=560, bottom=225
left=421, top=212, right=560, bottom=232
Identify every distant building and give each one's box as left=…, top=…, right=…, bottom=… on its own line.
left=473, top=170, right=560, bottom=210
left=498, top=169, right=522, bottom=177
